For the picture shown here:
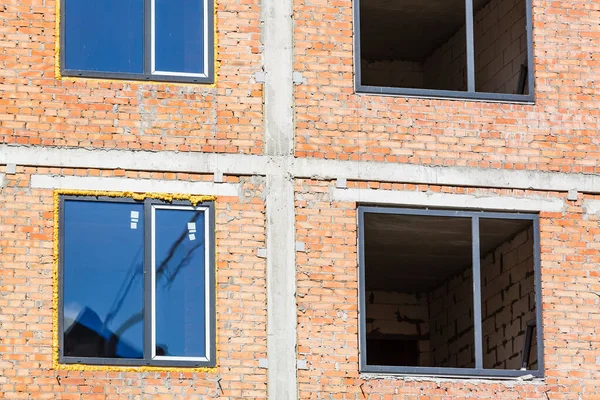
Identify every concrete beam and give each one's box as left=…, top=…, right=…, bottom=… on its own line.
left=5, top=145, right=600, bottom=194
left=292, top=158, right=600, bottom=193
left=331, top=188, right=566, bottom=212
left=30, top=175, right=240, bottom=197
left=0, top=145, right=266, bottom=176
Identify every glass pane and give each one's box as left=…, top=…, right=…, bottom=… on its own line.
left=154, top=0, right=205, bottom=74
left=154, top=208, right=206, bottom=358
left=363, top=213, right=474, bottom=368
left=62, top=200, right=144, bottom=359
left=474, top=0, right=528, bottom=94
left=479, top=218, right=537, bottom=370
left=359, top=0, right=467, bottom=91
left=64, top=0, right=143, bottom=73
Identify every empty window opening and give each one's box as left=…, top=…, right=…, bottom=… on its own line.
left=356, top=0, right=532, bottom=100
left=359, top=207, right=542, bottom=377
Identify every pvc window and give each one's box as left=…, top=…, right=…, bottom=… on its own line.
left=58, top=196, right=216, bottom=367
left=354, top=0, right=534, bottom=102
left=358, top=207, right=543, bottom=378
left=61, top=0, right=214, bottom=84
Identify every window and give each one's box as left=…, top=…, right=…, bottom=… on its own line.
left=358, top=207, right=543, bottom=378
left=58, top=196, right=215, bottom=367
left=60, top=0, right=214, bottom=83
left=354, top=0, right=533, bottom=101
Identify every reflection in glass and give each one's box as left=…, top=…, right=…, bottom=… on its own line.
left=64, top=0, right=144, bottom=73
left=155, top=0, right=205, bottom=74
left=154, top=208, right=206, bottom=358
left=62, top=200, right=144, bottom=359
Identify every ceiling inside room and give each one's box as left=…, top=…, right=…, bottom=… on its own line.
left=363, top=212, right=532, bottom=292
left=359, top=0, right=490, bottom=61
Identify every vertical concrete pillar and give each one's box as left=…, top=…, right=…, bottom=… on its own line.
left=262, top=0, right=296, bottom=397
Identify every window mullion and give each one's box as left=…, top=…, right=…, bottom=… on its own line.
left=143, top=0, right=152, bottom=77
left=465, top=0, right=476, bottom=92
left=471, top=216, right=483, bottom=369
left=143, top=199, right=153, bottom=362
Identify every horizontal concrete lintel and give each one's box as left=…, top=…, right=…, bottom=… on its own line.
left=30, top=175, right=240, bottom=197
left=331, top=188, right=565, bottom=212
left=4, top=145, right=600, bottom=194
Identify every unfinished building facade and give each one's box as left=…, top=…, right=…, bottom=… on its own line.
left=1, top=0, right=600, bottom=399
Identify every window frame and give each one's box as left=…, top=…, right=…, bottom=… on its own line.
left=57, top=195, right=216, bottom=368
left=357, top=206, right=544, bottom=378
left=59, top=0, right=215, bottom=84
left=352, top=0, right=535, bottom=103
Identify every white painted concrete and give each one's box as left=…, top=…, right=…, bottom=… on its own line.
left=6, top=145, right=600, bottom=194
left=30, top=175, right=240, bottom=197
left=583, top=200, right=600, bottom=215
left=331, top=188, right=565, bottom=212
left=0, top=173, right=4, bottom=187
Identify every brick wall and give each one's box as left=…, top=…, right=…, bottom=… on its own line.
left=427, top=225, right=536, bottom=370
left=0, top=166, right=268, bottom=399
left=361, top=60, right=424, bottom=88
left=481, top=226, right=537, bottom=370
left=0, top=0, right=263, bottom=154
left=429, top=266, right=475, bottom=368
left=296, top=179, right=600, bottom=398
left=295, top=0, right=600, bottom=169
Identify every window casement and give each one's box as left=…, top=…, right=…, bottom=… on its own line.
left=353, top=0, right=534, bottom=102
left=58, top=196, right=215, bottom=368
left=358, top=207, right=543, bottom=378
left=60, top=0, right=214, bottom=84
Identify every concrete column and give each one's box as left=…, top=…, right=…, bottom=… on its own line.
left=262, top=0, right=297, bottom=397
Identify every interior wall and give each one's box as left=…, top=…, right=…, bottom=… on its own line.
left=365, top=290, right=431, bottom=366
left=428, top=267, right=475, bottom=368
left=427, top=226, right=535, bottom=370
left=474, top=0, right=528, bottom=93
left=423, top=29, right=468, bottom=92
left=361, top=60, right=424, bottom=88
left=481, top=226, right=536, bottom=370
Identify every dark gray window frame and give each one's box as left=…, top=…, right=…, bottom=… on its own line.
left=352, top=0, right=535, bottom=103
left=60, top=0, right=215, bottom=84
left=58, top=195, right=216, bottom=368
left=357, top=206, right=544, bottom=378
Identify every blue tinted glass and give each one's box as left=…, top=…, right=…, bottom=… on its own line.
left=154, top=208, right=206, bottom=358
left=62, top=200, right=144, bottom=359
left=64, top=0, right=143, bottom=73
left=155, top=0, right=205, bottom=74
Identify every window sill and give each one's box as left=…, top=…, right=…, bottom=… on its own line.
left=356, top=85, right=535, bottom=104
left=360, top=365, right=543, bottom=380
left=60, top=69, right=215, bottom=85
